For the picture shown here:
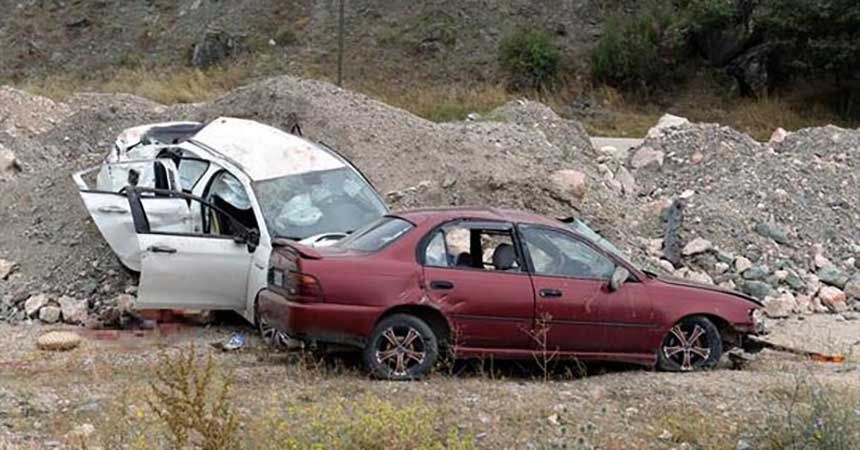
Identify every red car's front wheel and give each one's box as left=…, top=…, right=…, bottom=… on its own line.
left=364, top=314, right=439, bottom=380
left=657, top=316, right=722, bottom=372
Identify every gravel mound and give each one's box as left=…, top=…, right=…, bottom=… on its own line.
left=630, top=118, right=860, bottom=314
left=1, top=76, right=643, bottom=323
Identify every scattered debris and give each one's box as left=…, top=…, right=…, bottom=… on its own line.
left=212, top=333, right=246, bottom=351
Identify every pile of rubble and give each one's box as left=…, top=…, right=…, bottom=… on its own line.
left=625, top=114, right=860, bottom=319
left=0, top=77, right=858, bottom=325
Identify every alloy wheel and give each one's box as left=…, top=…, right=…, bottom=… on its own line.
left=258, top=316, right=291, bottom=349
left=662, top=323, right=712, bottom=371
left=374, top=325, right=427, bottom=377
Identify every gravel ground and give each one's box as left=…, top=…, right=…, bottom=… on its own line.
left=0, top=314, right=857, bottom=449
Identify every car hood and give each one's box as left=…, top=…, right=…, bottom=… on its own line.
left=657, top=275, right=763, bottom=307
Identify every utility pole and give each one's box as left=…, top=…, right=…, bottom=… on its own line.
left=337, top=0, right=344, bottom=86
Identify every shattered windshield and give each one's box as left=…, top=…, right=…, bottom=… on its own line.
left=567, top=219, right=630, bottom=263
left=254, top=167, right=387, bottom=240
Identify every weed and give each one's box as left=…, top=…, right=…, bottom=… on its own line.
left=147, top=344, right=240, bottom=450
left=754, top=376, right=860, bottom=450
left=526, top=312, right=559, bottom=382
left=253, top=394, right=474, bottom=450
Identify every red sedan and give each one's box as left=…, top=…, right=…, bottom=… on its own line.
left=257, top=208, right=763, bottom=380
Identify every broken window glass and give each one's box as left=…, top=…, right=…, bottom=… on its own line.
left=254, top=167, right=386, bottom=240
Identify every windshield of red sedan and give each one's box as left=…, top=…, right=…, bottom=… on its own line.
left=336, top=217, right=414, bottom=252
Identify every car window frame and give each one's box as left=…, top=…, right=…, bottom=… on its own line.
left=127, top=187, right=254, bottom=241
left=416, top=218, right=529, bottom=276
left=201, top=169, right=260, bottom=235
left=516, top=224, right=640, bottom=282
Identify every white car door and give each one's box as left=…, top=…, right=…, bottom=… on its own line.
left=127, top=189, right=256, bottom=310
left=75, top=160, right=191, bottom=272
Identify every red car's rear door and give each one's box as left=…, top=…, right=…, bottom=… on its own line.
left=420, top=221, right=535, bottom=350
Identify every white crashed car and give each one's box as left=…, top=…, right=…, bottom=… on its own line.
left=74, top=117, right=388, bottom=323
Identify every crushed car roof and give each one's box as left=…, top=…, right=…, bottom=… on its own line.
left=191, top=117, right=346, bottom=181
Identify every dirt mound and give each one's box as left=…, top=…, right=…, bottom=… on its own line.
left=1, top=76, right=643, bottom=322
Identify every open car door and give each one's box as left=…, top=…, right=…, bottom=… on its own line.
left=126, top=188, right=257, bottom=310
left=74, top=160, right=190, bottom=272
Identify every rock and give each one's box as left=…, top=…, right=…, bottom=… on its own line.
left=115, top=294, right=136, bottom=313
left=814, top=253, right=831, bottom=269
left=715, top=262, right=730, bottom=274
left=727, top=44, right=770, bottom=98
left=741, top=265, right=769, bottom=281
left=844, top=276, right=860, bottom=300
left=734, top=256, right=753, bottom=274
left=769, top=128, right=789, bottom=145
left=191, top=30, right=244, bottom=68
left=817, top=266, right=848, bottom=289
left=615, top=166, right=637, bottom=195
left=550, top=169, right=588, bottom=200
left=754, top=222, right=790, bottom=245
left=24, top=294, right=49, bottom=317
left=58, top=296, right=88, bottom=324
left=784, top=272, right=806, bottom=291
left=36, top=331, right=82, bottom=351
left=630, top=146, right=665, bottom=169
left=763, top=292, right=795, bottom=318
left=597, top=145, right=629, bottom=161
left=646, top=114, right=690, bottom=139
left=0, top=145, right=22, bottom=173
left=675, top=267, right=714, bottom=285
left=682, top=237, right=713, bottom=256
left=794, top=294, right=813, bottom=314
left=657, top=259, right=675, bottom=273
left=690, top=151, right=705, bottom=164
left=0, top=259, right=16, bottom=280
left=686, top=270, right=714, bottom=285
left=817, top=286, right=848, bottom=313
left=39, top=306, right=61, bottom=323
left=738, top=280, right=772, bottom=300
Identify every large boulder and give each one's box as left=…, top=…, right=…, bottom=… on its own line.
left=727, top=44, right=770, bottom=98
left=191, top=30, right=245, bottom=68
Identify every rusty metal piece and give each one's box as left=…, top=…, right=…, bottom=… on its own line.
left=663, top=198, right=685, bottom=267
left=747, top=336, right=846, bottom=363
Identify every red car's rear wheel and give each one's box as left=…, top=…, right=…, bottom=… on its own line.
left=364, top=314, right=438, bottom=380
left=657, top=316, right=722, bottom=371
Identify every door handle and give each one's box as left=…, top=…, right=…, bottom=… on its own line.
left=97, top=205, right=129, bottom=214
left=147, top=245, right=177, bottom=254
left=430, top=280, right=454, bottom=290
left=540, top=288, right=563, bottom=298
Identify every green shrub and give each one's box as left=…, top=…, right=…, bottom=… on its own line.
left=591, top=2, right=687, bottom=90
left=498, top=30, right=561, bottom=91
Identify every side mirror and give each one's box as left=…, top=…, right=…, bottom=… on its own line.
left=609, top=266, right=630, bottom=292
left=246, top=229, right=261, bottom=253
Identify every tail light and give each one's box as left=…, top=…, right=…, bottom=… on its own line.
left=285, top=271, right=323, bottom=302
left=268, top=252, right=322, bottom=303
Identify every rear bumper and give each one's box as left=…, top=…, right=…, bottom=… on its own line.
left=256, top=289, right=382, bottom=348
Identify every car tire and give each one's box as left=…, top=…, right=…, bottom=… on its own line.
left=254, top=300, right=288, bottom=350
left=657, top=315, right=722, bottom=372
left=364, top=314, right=438, bottom=381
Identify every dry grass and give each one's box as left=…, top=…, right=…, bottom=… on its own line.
left=15, top=65, right=251, bottom=105
left=356, top=80, right=511, bottom=122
